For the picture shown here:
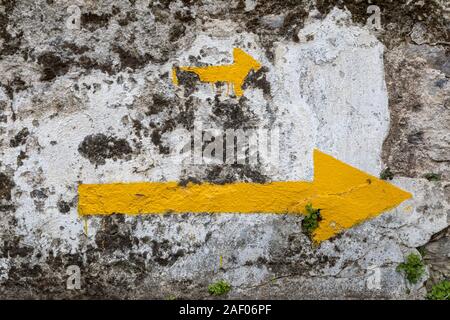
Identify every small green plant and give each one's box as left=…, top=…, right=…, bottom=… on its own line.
left=426, top=280, right=450, bottom=300
left=208, top=280, right=231, bottom=296
left=302, top=203, right=321, bottom=237
left=380, top=167, right=394, bottom=180
left=396, top=253, right=425, bottom=284
left=423, top=173, right=441, bottom=182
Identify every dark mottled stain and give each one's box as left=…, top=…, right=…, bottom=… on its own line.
left=169, top=23, right=186, bottom=42
left=174, top=9, right=195, bottom=23
left=0, top=101, right=7, bottom=122
left=36, top=48, right=114, bottom=81
left=435, top=78, right=447, bottom=88
left=117, top=11, right=138, bottom=26
left=211, top=96, right=257, bottom=129
left=95, top=215, right=133, bottom=252
left=187, top=54, right=208, bottom=66
left=3, top=77, right=29, bottom=99
left=178, top=176, right=202, bottom=187
left=1, top=263, right=49, bottom=298
left=0, top=172, right=15, bottom=201
left=62, top=42, right=90, bottom=55
left=147, top=94, right=171, bottom=115
left=174, top=67, right=200, bottom=97
left=0, top=204, right=16, bottom=212
left=30, top=188, right=48, bottom=199
left=10, top=264, right=42, bottom=277
left=131, top=118, right=149, bottom=139
left=81, top=12, right=112, bottom=31
left=205, top=164, right=268, bottom=184
left=179, top=163, right=270, bottom=186
left=237, top=1, right=308, bottom=61
left=35, top=41, right=116, bottom=80
left=151, top=239, right=185, bottom=266
left=57, top=200, right=71, bottom=214
left=78, top=133, right=132, bottom=166
left=37, top=52, right=70, bottom=81
left=1, top=236, right=34, bottom=258
left=46, top=252, right=83, bottom=271
left=244, top=256, right=268, bottom=267
left=177, top=96, right=196, bottom=130
left=147, top=94, right=196, bottom=154
left=112, top=45, right=153, bottom=71
left=0, top=104, right=6, bottom=123
left=151, top=128, right=170, bottom=155
left=0, top=0, right=22, bottom=57
left=77, top=55, right=114, bottom=75
left=279, top=7, right=309, bottom=41
left=0, top=84, right=13, bottom=100
left=242, top=66, right=271, bottom=97
left=9, top=127, right=29, bottom=147
left=16, top=150, right=28, bottom=168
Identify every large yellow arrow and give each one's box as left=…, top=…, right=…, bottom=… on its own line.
left=172, top=48, right=262, bottom=97
left=78, top=150, right=412, bottom=242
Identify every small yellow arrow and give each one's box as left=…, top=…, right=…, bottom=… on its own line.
left=172, top=48, right=262, bottom=97
left=78, top=150, right=412, bottom=242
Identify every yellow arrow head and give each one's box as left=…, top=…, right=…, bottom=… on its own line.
left=233, top=48, right=262, bottom=72
left=311, top=149, right=412, bottom=243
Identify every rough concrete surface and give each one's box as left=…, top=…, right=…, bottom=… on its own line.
left=0, top=0, right=448, bottom=299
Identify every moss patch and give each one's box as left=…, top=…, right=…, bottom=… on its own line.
left=426, top=280, right=450, bottom=300
left=208, top=280, right=231, bottom=296
left=396, top=253, right=425, bottom=284
left=301, top=203, right=321, bottom=238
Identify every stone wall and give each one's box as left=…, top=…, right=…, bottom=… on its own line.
left=0, top=0, right=448, bottom=299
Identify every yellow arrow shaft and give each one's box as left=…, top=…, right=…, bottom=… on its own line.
left=78, top=181, right=313, bottom=215
left=180, top=65, right=243, bottom=83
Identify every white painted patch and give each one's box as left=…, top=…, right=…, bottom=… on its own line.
left=169, top=9, right=389, bottom=180
left=273, top=9, right=389, bottom=178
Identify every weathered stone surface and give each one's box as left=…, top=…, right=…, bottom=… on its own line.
left=383, top=44, right=450, bottom=180
left=423, top=226, right=450, bottom=288
left=0, top=0, right=448, bottom=299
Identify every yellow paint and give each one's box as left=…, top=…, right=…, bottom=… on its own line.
left=172, top=48, right=262, bottom=97
left=308, top=151, right=412, bottom=242
left=78, top=150, right=412, bottom=242
left=171, top=68, right=178, bottom=86
left=83, top=216, right=88, bottom=236
left=403, top=205, right=413, bottom=213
